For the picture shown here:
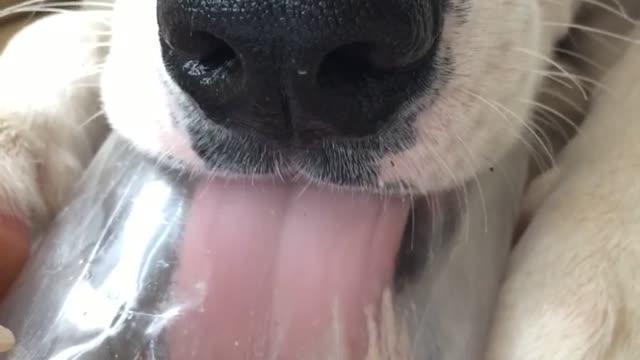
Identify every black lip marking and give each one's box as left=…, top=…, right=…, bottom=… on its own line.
left=188, top=121, right=284, bottom=176
left=447, top=0, right=471, bottom=21
left=184, top=112, right=424, bottom=189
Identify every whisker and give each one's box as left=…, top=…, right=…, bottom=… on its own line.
left=453, top=133, right=489, bottom=234
left=531, top=113, right=572, bottom=148
left=514, top=47, right=589, bottom=99
left=426, top=106, right=473, bottom=249
left=544, top=22, right=640, bottom=45
left=553, top=47, right=606, bottom=72
left=559, top=0, right=638, bottom=24
left=490, top=98, right=555, bottom=168
left=463, top=89, right=553, bottom=171
left=538, top=87, right=588, bottom=115
left=519, top=98, right=582, bottom=134
left=507, top=67, right=615, bottom=96
left=78, top=109, right=105, bottom=128
left=0, top=0, right=114, bottom=20
left=530, top=113, right=561, bottom=152
left=4, top=0, right=115, bottom=11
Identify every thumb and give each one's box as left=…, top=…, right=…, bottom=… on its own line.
left=0, top=215, right=29, bottom=299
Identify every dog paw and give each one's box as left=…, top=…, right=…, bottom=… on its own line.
left=488, top=201, right=623, bottom=360
left=0, top=11, right=110, bottom=294
left=487, top=166, right=638, bottom=360
left=486, top=220, right=640, bottom=360
left=489, top=24, right=640, bottom=360
left=486, top=251, right=620, bottom=360
left=487, top=153, right=638, bottom=360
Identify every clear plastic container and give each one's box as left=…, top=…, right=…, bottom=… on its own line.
left=0, top=134, right=529, bottom=360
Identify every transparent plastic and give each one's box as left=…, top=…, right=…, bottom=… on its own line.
left=0, top=134, right=529, bottom=360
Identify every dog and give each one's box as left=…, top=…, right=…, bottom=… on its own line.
left=0, top=0, right=639, bottom=358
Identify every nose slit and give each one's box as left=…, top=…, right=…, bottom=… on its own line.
left=317, top=42, right=380, bottom=87
left=171, top=31, right=239, bottom=71
left=199, top=36, right=237, bottom=70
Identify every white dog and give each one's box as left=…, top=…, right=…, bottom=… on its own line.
left=0, top=0, right=639, bottom=358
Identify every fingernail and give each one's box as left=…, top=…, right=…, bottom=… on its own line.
left=0, top=325, right=15, bottom=352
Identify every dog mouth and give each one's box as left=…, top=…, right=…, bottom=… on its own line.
left=167, top=175, right=449, bottom=358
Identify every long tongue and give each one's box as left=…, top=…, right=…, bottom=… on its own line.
left=170, top=179, right=410, bottom=359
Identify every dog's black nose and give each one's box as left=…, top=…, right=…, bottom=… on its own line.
left=158, top=0, right=441, bottom=144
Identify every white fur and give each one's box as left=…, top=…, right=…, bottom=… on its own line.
left=0, top=0, right=579, bottom=219
left=488, top=26, right=640, bottom=360
left=0, top=11, right=109, bottom=225
left=0, top=0, right=639, bottom=359
left=100, top=0, right=577, bottom=193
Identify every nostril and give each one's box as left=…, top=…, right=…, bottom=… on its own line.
left=317, top=42, right=422, bottom=89
left=166, top=31, right=238, bottom=70
left=317, top=42, right=382, bottom=87
left=161, top=29, right=244, bottom=106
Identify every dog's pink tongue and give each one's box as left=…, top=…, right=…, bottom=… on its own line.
left=170, top=179, right=409, bottom=359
